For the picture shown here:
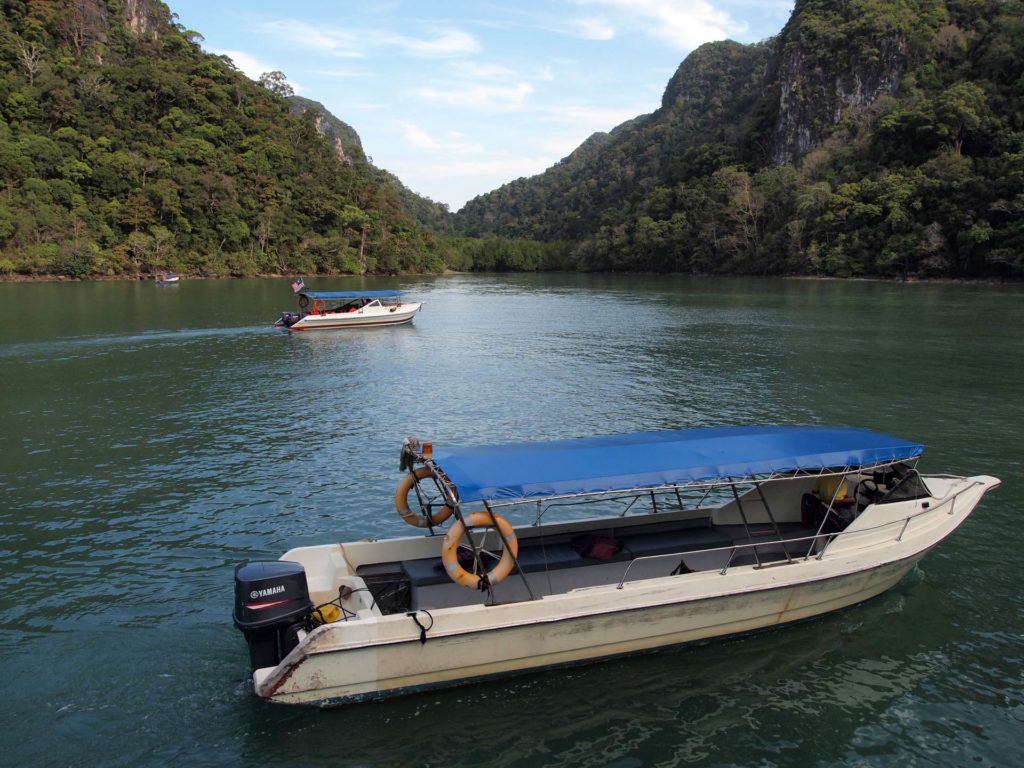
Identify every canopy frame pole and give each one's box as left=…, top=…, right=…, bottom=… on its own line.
left=480, top=457, right=921, bottom=512
left=730, top=482, right=762, bottom=567
left=484, top=501, right=536, bottom=601
left=409, top=471, right=438, bottom=535
left=810, top=462, right=858, bottom=558
left=753, top=481, right=792, bottom=565
left=437, top=490, right=497, bottom=602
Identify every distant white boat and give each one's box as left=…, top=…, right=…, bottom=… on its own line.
left=232, top=426, right=1000, bottom=706
left=275, top=289, right=420, bottom=331
left=155, top=273, right=179, bottom=285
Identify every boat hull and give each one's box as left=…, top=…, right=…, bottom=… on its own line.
left=277, top=303, right=420, bottom=331
left=249, top=474, right=998, bottom=707
left=259, top=553, right=922, bottom=706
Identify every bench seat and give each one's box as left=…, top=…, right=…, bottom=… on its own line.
left=401, top=525, right=734, bottom=588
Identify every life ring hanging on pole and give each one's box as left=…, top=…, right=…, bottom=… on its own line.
left=395, top=467, right=454, bottom=528
left=298, top=294, right=310, bottom=309
left=441, top=512, right=518, bottom=589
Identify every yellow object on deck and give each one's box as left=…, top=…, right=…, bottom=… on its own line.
left=314, top=604, right=341, bottom=624
left=814, top=475, right=848, bottom=501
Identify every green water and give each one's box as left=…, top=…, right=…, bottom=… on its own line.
left=1, top=275, right=1021, bottom=767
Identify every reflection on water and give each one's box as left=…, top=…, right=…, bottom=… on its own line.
left=0, top=274, right=1021, bottom=767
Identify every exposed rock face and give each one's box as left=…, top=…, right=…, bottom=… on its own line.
left=771, top=14, right=909, bottom=165
left=289, top=96, right=364, bottom=165
left=122, top=0, right=162, bottom=38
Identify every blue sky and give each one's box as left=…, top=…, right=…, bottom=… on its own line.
left=169, top=1, right=795, bottom=211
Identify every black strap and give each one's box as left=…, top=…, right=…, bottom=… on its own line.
left=407, top=610, right=433, bottom=644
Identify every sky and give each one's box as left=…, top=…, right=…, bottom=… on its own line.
left=168, top=1, right=795, bottom=211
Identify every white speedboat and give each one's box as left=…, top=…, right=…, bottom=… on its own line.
left=155, top=272, right=179, bottom=285
left=275, top=290, right=420, bottom=331
left=232, top=426, right=999, bottom=706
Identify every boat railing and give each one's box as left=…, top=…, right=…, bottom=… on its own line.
left=483, top=457, right=923, bottom=514
left=615, top=479, right=985, bottom=588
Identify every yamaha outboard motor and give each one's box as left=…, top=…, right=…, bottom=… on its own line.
left=233, top=561, right=313, bottom=670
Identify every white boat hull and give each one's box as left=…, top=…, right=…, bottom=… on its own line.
left=278, top=302, right=420, bottom=331
left=250, top=474, right=999, bottom=706
left=260, top=556, right=919, bottom=705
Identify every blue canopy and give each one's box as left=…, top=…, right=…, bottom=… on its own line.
left=432, top=426, right=924, bottom=503
left=300, top=290, right=402, bottom=299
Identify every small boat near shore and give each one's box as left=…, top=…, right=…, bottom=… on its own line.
left=232, top=425, right=999, bottom=707
left=155, top=272, right=179, bottom=285
left=275, top=289, right=420, bottom=331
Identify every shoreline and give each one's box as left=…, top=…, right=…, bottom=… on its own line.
left=0, top=272, right=1017, bottom=286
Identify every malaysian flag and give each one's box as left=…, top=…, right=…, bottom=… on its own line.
left=291, top=277, right=305, bottom=293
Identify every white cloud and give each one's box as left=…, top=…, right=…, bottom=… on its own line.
left=211, top=48, right=276, bottom=80
left=573, top=17, right=615, bottom=40
left=433, top=157, right=553, bottom=177
left=577, top=0, right=746, bottom=49
left=396, top=155, right=556, bottom=199
left=401, top=122, right=438, bottom=149
left=411, top=82, right=535, bottom=111
left=257, top=20, right=363, bottom=57
left=539, top=102, right=649, bottom=128
left=385, top=29, right=481, bottom=57
left=447, top=61, right=517, bottom=80
left=255, top=20, right=478, bottom=59
left=400, top=123, right=486, bottom=153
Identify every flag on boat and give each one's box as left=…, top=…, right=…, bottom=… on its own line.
left=291, top=277, right=305, bottom=293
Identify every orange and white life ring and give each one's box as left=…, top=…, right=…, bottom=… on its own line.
left=441, top=512, right=518, bottom=589
left=395, top=467, right=453, bottom=528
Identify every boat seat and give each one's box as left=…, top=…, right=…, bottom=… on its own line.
left=619, top=527, right=732, bottom=559
left=401, top=543, right=581, bottom=587
left=401, top=526, right=735, bottom=588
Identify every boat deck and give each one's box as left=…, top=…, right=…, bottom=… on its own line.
left=357, top=522, right=823, bottom=612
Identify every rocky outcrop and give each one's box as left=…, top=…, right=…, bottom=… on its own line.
left=770, top=3, right=911, bottom=165
left=289, top=96, right=364, bottom=165
left=772, top=40, right=907, bottom=165
left=122, top=0, right=164, bottom=39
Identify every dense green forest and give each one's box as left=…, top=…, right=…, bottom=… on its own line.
left=1, top=0, right=1020, bottom=280
left=456, top=0, right=1024, bottom=279
left=0, top=0, right=466, bottom=278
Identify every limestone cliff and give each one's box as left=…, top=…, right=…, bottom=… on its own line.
left=770, top=1, right=919, bottom=165
left=122, top=0, right=167, bottom=39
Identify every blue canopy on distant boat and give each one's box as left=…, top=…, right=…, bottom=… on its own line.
left=432, top=426, right=925, bottom=503
left=300, top=290, right=402, bottom=299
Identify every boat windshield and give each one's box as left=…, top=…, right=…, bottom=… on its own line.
left=878, top=469, right=932, bottom=503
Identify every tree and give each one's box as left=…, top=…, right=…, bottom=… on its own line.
left=257, top=71, right=294, bottom=98
left=931, top=81, right=990, bottom=155
left=16, top=41, right=44, bottom=86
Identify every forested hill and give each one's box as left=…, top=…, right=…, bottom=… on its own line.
left=455, top=0, right=1023, bottom=279
left=0, top=0, right=452, bottom=278
left=288, top=95, right=453, bottom=234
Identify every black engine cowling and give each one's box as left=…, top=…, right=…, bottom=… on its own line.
left=233, top=561, right=313, bottom=670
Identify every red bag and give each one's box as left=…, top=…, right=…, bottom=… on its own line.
left=572, top=535, right=623, bottom=561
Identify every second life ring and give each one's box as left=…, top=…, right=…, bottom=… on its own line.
left=441, top=512, right=518, bottom=589
left=298, top=294, right=309, bottom=309
left=395, top=467, right=454, bottom=528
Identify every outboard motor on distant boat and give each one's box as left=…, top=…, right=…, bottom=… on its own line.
left=233, top=561, right=313, bottom=670
left=277, top=311, right=302, bottom=328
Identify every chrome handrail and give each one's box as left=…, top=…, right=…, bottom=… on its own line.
left=615, top=480, right=984, bottom=589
